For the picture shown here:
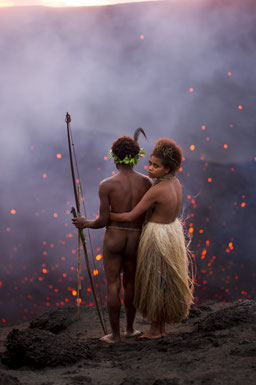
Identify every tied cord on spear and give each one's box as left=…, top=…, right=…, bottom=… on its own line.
left=66, top=112, right=107, bottom=334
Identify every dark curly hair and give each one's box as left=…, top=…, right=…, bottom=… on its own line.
left=151, top=138, right=183, bottom=174
left=112, top=136, right=140, bottom=161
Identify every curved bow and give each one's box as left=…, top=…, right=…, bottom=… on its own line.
left=65, top=112, right=107, bottom=335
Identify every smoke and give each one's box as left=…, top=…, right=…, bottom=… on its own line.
left=0, top=0, right=255, bottom=323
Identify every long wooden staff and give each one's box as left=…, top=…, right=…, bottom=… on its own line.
left=66, top=112, right=107, bottom=335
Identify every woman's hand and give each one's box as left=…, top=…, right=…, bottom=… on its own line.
left=72, top=216, right=88, bottom=229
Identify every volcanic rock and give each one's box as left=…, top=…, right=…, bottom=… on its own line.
left=1, top=328, right=92, bottom=369
left=29, top=306, right=77, bottom=334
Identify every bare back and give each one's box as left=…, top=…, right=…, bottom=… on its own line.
left=149, top=176, right=182, bottom=223
left=105, top=169, right=152, bottom=229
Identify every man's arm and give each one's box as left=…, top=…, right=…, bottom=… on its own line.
left=72, top=181, right=110, bottom=229
left=110, top=186, right=157, bottom=223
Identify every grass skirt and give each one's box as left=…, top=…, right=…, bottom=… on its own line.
left=134, top=219, right=194, bottom=323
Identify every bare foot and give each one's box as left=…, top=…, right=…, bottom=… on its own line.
left=124, top=329, right=142, bottom=338
left=100, top=334, right=120, bottom=344
left=139, top=332, right=162, bottom=340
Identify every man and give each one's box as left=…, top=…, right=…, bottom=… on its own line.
left=72, top=131, right=152, bottom=343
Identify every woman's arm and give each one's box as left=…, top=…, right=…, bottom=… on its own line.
left=110, top=186, right=157, bottom=222
left=72, top=181, right=110, bottom=229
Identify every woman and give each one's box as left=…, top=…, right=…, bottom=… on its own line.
left=110, top=138, right=194, bottom=339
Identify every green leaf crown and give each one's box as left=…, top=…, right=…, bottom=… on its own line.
left=108, top=148, right=146, bottom=166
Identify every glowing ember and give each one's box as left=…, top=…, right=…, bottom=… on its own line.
left=53, top=213, right=58, bottom=218
left=228, top=72, right=232, bottom=76
left=72, top=290, right=77, bottom=296
left=189, top=88, right=194, bottom=93
left=241, top=202, right=246, bottom=208
left=104, top=156, right=108, bottom=160
left=96, top=254, right=102, bottom=260
left=10, top=210, right=16, bottom=215
left=224, top=144, right=228, bottom=149
left=42, top=173, right=47, bottom=179
left=93, top=269, right=99, bottom=276
left=56, top=153, right=62, bottom=159
left=190, top=145, right=195, bottom=151
left=238, top=105, right=243, bottom=110
left=208, top=178, right=212, bottom=183
left=140, top=34, right=144, bottom=40
left=201, top=125, right=206, bottom=130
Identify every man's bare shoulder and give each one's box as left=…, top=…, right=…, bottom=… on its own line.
left=134, top=171, right=153, bottom=187
left=99, top=174, right=120, bottom=189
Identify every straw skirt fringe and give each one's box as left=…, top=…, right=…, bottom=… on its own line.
left=134, top=219, right=194, bottom=323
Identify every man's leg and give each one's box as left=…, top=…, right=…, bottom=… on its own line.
left=123, top=232, right=141, bottom=337
left=101, top=231, right=124, bottom=343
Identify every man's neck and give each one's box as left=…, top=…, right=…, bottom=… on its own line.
left=117, top=164, right=134, bottom=174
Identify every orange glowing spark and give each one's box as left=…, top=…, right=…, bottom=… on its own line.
left=42, top=173, right=47, bottom=179
left=10, top=209, right=16, bottom=215
left=189, top=227, right=194, bottom=234
left=187, top=195, right=191, bottom=199
left=53, top=213, right=58, bottom=218
left=201, top=125, right=206, bottom=130
left=238, top=105, right=243, bottom=110
left=104, top=156, right=108, bottom=160
left=199, top=229, right=204, bottom=234
left=241, top=202, right=246, bottom=208
left=190, top=145, right=195, bottom=151
left=56, top=153, right=62, bottom=159
left=224, top=144, right=228, bottom=149
left=93, top=269, right=99, bottom=276
left=208, top=178, right=212, bottom=183
left=72, top=290, right=77, bottom=296
left=140, top=34, right=144, bottom=40
left=228, top=72, right=232, bottom=76
left=42, top=268, right=48, bottom=274
left=76, top=179, right=80, bottom=184
left=228, top=242, right=234, bottom=250
left=179, top=167, right=183, bottom=172
left=96, top=254, right=102, bottom=260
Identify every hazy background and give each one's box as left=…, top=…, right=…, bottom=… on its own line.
left=0, top=0, right=255, bottom=324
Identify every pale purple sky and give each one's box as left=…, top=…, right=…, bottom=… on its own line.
left=0, top=0, right=159, bottom=7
